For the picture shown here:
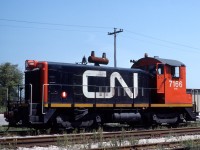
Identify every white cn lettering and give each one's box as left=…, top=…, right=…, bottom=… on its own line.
left=82, top=70, right=138, bottom=99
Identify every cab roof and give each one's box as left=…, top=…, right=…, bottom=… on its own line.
left=132, top=56, right=185, bottom=68
left=156, top=57, right=185, bottom=67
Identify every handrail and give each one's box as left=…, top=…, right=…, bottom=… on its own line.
left=45, top=83, right=157, bottom=90
left=41, top=84, right=158, bottom=112
left=195, top=90, right=199, bottom=114
left=45, top=84, right=157, bottom=100
left=42, top=84, right=49, bottom=114
left=29, top=84, right=32, bottom=116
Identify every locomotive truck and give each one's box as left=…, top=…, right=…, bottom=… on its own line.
left=4, top=51, right=195, bottom=129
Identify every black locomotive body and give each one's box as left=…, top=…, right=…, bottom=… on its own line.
left=4, top=52, right=195, bottom=129
left=46, top=63, right=149, bottom=104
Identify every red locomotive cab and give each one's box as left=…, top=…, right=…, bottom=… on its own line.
left=155, top=61, right=192, bottom=104
left=132, top=54, right=192, bottom=105
left=162, top=63, right=192, bottom=104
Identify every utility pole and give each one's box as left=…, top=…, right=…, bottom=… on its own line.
left=108, top=28, right=123, bottom=67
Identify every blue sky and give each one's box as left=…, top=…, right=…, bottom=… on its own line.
left=1, top=1, right=200, bottom=88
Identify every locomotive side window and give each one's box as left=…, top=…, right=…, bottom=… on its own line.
left=157, top=64, right=164, bottom=75
left=171, top=66, right=180, bottom=78
left=149, top=65, right=156, bottom=75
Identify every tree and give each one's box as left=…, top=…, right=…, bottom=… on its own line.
left=0, top=62, right=23, bottom=105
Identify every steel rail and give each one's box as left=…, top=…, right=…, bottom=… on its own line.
left=1, top=127, right=200, bottom=148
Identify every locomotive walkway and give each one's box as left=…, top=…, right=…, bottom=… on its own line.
left=1, top=127, right=200, bottom=149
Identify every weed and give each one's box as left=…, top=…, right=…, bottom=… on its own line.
left=182, top=139, right=195, bottom=149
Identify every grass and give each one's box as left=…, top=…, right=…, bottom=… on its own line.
left=2, top=121, right=200, bottom=149
left=55, top=127, right=139, bottom=149
left=181, top=139, right=199, bottom=150
left=54, top=125, right=200, bottom=149
left=3, top=125, right=200, bottom=149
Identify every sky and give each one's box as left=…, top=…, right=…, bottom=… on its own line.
left=0, top=1, right=200, bottom=88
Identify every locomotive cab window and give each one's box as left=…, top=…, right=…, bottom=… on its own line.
left=157, top=64, right=164, bottom=75
left=171, top=66, right=180, bottom=78
left=149, top=65, right=156, bottom=75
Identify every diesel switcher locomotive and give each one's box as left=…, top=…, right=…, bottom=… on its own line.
left=4, top=51, right=195, bottom=129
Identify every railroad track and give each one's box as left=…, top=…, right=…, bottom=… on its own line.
left=1, top=127, right=200, bottom=149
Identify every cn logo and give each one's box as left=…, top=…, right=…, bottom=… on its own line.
left=82, top=70, right=138, bottom=99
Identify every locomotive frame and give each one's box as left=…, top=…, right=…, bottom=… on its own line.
left=4, top=52, right=196, bottom=129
